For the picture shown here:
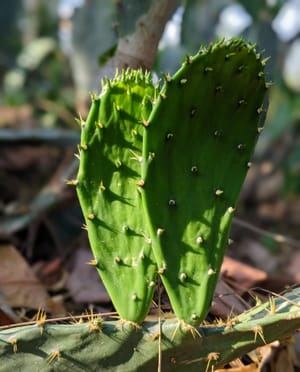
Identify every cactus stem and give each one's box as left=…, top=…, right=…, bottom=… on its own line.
left=180, top=78, right=188, bottom=85
left=215, top=189, right=224, bottom=196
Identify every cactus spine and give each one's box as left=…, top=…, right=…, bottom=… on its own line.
left=141, top=39, right=268, bottom=325
left=76, top=70, right=158, bottom=323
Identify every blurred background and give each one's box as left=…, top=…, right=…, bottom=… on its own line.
left=1, top=1, right=300, bottom=365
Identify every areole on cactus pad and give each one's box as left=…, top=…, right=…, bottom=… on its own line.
left=76, top=38, right=268, bottom=325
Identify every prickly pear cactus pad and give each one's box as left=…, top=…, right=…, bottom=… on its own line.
left=141, top=39, right=268, bottom=326
left=76, top=70, right=158, bottom=323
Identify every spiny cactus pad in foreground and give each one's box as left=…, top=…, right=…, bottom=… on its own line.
left=141, top=39, right=268, bottom=325
left=76, top=38, right=268, bottom=325
left=76, top=71, right=158, bottom=323
left=0, top=288, right=300, bottom=371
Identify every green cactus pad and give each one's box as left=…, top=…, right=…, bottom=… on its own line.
left=1, top=288, right=300, bottom=371
left=141, top=39, right=268, bottom=325
left=76, top=70, right=158, bottom=323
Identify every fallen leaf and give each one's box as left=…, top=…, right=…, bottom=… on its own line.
left=0, top=245, right=65, bottom=314
left=66, top=248, right=110, bottom=304
left=221, top=256, right=267, bottom=293
left=211, top=279, right=248, bottom=318
left=215, top=364, right=258, bottom=372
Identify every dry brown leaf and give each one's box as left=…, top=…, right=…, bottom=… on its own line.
left=0, top=245, right=65, bottom=314
left=66, top=248, right=110, bottom=304
left=228, top=239, right=279, bottom=274
left=211, top=279, right=248, bottom=318
left=221, top=256, right=267, bottom=292
left=0, top=105, right=32, bottom=127
left=215, top=364, right=258, bottom=372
